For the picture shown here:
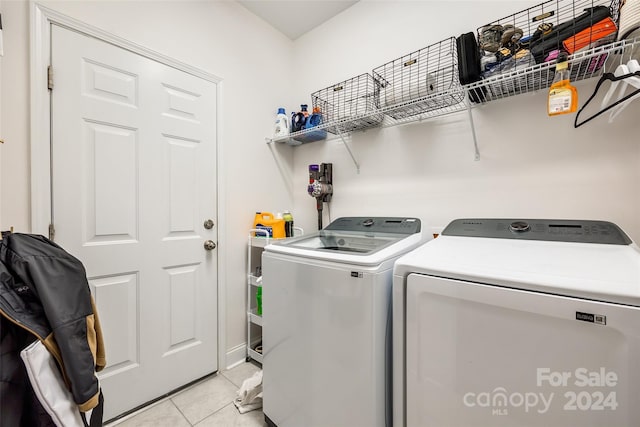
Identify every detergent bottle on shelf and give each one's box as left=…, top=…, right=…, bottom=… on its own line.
left=283, top=211, right=294, bottom=237
left=274, top=108, right=290, bottom=138
left=256, top=284, right=262, bottom=316
left=253, top=212, right=286, bottom=239
left=291, top=104, right=310, bottom=132
left=293, top=106, right=327, bottom=143
left=305, top=106, right=323, bottom=129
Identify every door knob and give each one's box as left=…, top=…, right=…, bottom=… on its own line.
left=204, top=219, right=214, bottom=229
left=204, top=240, right=216, bottom=251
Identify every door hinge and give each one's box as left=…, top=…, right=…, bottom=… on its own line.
left=47, top=66, right=54, bottom=90
left=48, top=224, right=55, bottom=241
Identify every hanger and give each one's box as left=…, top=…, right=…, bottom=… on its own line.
left=607, top=59, right=640, bottom=123
left=599, top=64, right=631, bottom=110
left=574, top=69, right=640, bottom=128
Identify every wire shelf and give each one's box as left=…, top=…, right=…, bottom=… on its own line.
left=311, top=73, right=384, bottom=134
left=466, top=0, right=640, bottom=102
left=271, top=36, right=640, bottom=146
left=372, top=37, right=464, bottom=119
left=465, top=0, right=636, bottom=102
left=477, top=0, right=618, bottom=66
left=466, top=35, right=640, bottom=101
left=268, top=0, right=640, bottom=159
left=379, top=88, right=467, bottom=124
left=270, top=87, right=468, bottom=145
left=471, top=0, right=623, bottom=100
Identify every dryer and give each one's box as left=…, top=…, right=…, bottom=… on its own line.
left=393, top=218, right=640, bottom=427
left=262, top=217, right=423, bottom=427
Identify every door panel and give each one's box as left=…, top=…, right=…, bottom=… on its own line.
left=166, top=137, right=199, bottom=233
left=90, top=273, right=139, bottom=376
left=51, top=25, right=218, bottom=420
left=87, top=121, right=138, bottom=242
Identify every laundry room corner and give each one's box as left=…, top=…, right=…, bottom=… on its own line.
left=288, top=0, right=640, bottom=243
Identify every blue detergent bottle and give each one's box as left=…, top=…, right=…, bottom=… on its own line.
left=291, top=104, right=309, bottom=132
left=297, top=106, right=326, bottom=142
left=305, top=106, right=323, bottom=129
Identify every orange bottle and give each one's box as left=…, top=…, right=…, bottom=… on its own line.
left=548, top=52, right=578, bottom=116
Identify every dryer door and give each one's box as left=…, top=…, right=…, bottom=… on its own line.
left=405, top=273, right=640, bottom=427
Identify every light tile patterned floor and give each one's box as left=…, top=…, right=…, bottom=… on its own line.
left=107, top=362, right=266, bottom=427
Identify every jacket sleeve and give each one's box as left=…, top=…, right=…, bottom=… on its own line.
left=1, top=234, right=103, bottom=411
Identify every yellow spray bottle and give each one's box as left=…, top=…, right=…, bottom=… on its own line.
left=548, top=52, right=578, bottom=116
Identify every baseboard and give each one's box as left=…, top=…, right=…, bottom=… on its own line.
left=225, top=343, right=247, bottom=370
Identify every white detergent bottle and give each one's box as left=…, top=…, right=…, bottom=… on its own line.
left=274, top=108, right=290, bottom=138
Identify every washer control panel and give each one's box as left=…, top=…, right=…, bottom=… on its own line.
left=442, top=219, right=632, bottom=245
left=324, top=217, right=421, bottom=235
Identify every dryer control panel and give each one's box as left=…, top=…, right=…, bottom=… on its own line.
left=442, top=218, right=632, bottom=245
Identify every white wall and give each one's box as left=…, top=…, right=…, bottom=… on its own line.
left=0, top=0, right=31, bottom=234
left=290, top=0, right=640, bottom=242
left=0, top=0, right=296, bottom=365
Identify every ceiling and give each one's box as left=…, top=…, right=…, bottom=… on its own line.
left=237, top=0, right=359, bottom=40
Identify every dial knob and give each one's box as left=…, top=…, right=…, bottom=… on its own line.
left=509, top=221, right=530, bottom=233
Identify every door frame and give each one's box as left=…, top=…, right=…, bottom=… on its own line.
left=29, top=1, right=228, bottom=370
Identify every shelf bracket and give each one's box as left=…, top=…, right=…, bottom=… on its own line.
left=335, top=126, right=361, bottom=174
left=464, top=89, right=481, bottom=161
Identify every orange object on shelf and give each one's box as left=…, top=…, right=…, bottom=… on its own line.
left=252, top=212, right=286, bottom=239
left=563, top=17, right=617, bottom=54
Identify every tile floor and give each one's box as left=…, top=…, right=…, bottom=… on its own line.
left=106, top=361, right=266, bottom=427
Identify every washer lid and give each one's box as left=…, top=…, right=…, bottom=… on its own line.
left=265, top=217, right=423, bottom=265
left=282, top=230, right=406, bottom=254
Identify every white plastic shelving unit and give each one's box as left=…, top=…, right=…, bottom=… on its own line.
left=246, top=227, right=303, bottom=364
left=246, top=229, right=269, bottom=364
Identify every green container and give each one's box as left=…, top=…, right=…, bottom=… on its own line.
left=256, top=286, right=262, bottom=316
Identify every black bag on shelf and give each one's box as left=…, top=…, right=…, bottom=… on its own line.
left=529, top=5, right=612, bottom=63
left=456, top=32, right=487, bottom=103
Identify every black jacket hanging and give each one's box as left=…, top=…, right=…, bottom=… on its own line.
left=0, top=232, right=106, bottom=426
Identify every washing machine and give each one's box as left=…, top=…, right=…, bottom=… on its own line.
left=262, top=216, right=424, bottom=427
left=392, top=218, right=640, bottom=427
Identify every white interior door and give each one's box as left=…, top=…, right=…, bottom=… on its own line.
left=50, top=25, right=218, bottom=420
